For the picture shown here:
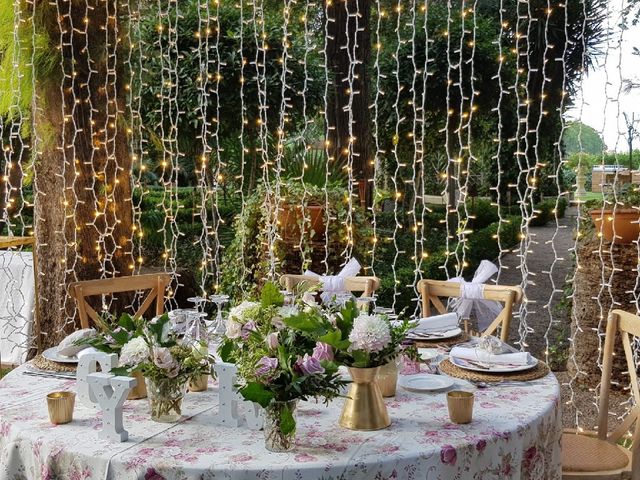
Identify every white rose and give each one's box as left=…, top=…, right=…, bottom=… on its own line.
left=225, top=319, right=243, bottom=339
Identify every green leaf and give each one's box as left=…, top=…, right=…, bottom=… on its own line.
left=284, top=313, right=327, bottom=336
left=239, top=382, right=274, bottom=408
left=118, top=313, right=136, bottom=332
left=148, top=313, right=170, bottom=343
left=279, top=405, right=296, bottom=435
left=318, top=330, right=350, bottom=351
left=260, top=282, right=284, bottom=307
left=111, top=329, right=130, bottom=346
left=218, top=339, right=235, bottom=363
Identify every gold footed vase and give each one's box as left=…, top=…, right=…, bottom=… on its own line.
left=127, top=371, right=147, bottom=400
left=339, top=366, right=391, bottom=431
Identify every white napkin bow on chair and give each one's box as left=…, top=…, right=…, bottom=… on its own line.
left=304, top=258, right=362, bottom=302
left=449, top=260, right=503, bottom=331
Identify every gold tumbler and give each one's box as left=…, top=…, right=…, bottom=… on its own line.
left=47, top=391, right=75, bottom=425
left=188, top=374, right=209, bottom=392
left=447, top=390, right=474, bottom=424
left=375, top=360, right=399, bottom=397
left=127, top=370, right=148, bottom=400
left=339, top=366, right=391, bottom=431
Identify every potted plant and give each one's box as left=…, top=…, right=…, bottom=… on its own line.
left=111, top=314, right=215, bottom=422
left=588, top=184, right=640, bottom=243
left=219, top=283, right=348, bottom=452
left=286, top=301, right=412, bottom=431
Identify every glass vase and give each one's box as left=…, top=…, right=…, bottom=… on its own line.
left=145, top=377, right=188, bottom=423
left=263, top=400, right=298, bottom=452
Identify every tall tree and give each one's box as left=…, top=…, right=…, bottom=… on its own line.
left=31, top=0, right=133, bottom=346
left=325, top=0, right=373, bottom=207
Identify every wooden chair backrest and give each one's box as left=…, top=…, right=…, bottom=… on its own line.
left=417, top=279, right=522, bottom=342
left=598, top=309, right=640, bottom=477
left=69, top=273, right=171, bottom=330
left=279, top=274, right=380, bottom=298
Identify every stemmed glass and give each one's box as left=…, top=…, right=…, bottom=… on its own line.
left=209, top=294, right=230, bottom=338
left=356, top=296, right=376, bottom=314
left=187, top=296, right=208, bottom=311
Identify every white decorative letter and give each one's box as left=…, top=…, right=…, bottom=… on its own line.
left=212, top=362, right=263, bottom=430
left=87, top=372, right=136, bottom=442
left=76, top=352, right=118, bottom=408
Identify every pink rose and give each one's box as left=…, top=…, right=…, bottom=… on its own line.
left=265, top=332, right=279, bottom=349
left=296, top=354, right=325, bottom=375
left=312, top=342, right=333, bottom=362
left=440, top=444, right=457, bottom=465
left=241, top=320, right=257, bottom=340
left=256, top=356, right=278, bottom=377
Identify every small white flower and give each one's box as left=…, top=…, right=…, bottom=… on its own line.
left=228, top=301, right=260, bottom=323
left=348, top=314, right=392, bottom=353
left=119, top=337, right=149, bottom=366
left=225, top=319, right=243, bottom=339
left=278, top=305, right=299, bottom=318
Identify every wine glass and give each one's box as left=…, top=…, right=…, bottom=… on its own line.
left=209, top=293, right=230, bottom=337
left=187, top=296, right=208, bottom=311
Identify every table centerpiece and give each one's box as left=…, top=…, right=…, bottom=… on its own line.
left=87, top=313, right=215, bottom=422
left=219, top=283, right=348, bottom=452
left=286, top=300, right=412, bottom=430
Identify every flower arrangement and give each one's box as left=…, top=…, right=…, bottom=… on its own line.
left=86, top=313, right=215, bottom=422
left=286, top=300, right=413, bottom=368
left=219, top=283, right=348, bottom=451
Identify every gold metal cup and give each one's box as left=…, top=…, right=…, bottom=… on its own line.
left=375, top=360, right=399, bottom=397
left=47, top=391, right=75, bottom=425
left=447, top=390, right=474, bottom=424
left=188, top=374, right=209, bottom=392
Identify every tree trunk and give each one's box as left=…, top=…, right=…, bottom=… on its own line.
left=325, top=0, right=373, bottom=208
left=33, top=0, right=133, bottom=348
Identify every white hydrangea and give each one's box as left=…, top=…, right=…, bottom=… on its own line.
left=277, top=305, right=299, bottom=318
left=119, top=337, right=149, bottom=366
left=348, top=314, right=392, bottom=353
left=228, top=301, right=260, bottom=323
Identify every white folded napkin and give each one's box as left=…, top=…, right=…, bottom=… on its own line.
left=450, top=346, right=532, bottom=366
left=410, top=313, right=459, bottom=333
left=76, top=347, right=100, bottom=359
left=57, top=328, right=97, bottom=357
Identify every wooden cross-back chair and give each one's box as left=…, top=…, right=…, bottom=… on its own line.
left=69, top=273, right=171, bottom=330
left=279, top=274, right=380, bottom=298
left=417, top=279, right=522, bottom=342
left=562, top=309, right=639, bottom=480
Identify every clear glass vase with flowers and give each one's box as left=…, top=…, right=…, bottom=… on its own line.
left=219, top=283, right=348, bottom=452
left=110, top=314, right=215, bottom=422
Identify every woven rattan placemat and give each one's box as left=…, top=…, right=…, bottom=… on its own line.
left=438, top=358, right=550, bottom=383
left=31, top=355, right=77, bottom=373
left=413, top=331, right=470, bottom=349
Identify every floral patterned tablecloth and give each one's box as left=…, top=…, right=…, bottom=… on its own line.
left=0, top=363, right=561, bottom=480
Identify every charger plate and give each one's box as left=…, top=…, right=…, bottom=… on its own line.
left=438, top=358, right=550, bottom=383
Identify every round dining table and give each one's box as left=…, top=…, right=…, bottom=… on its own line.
left=0, top=363, right=561, bottom=480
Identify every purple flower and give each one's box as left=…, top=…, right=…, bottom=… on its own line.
left=241, top=320, right=257, bottom=340
left=265, top=332, right=279, bottom=349
left=255, top=356, right=278, bottom=377
left=312, top=342, right=333, bottom=362
left=440, top=445, right=457, bottom=465
left=144, top=468, right=166, bottom=480
left=296, top=354, right=325, bottom=375
left=476, top=439, right=487, bottom=453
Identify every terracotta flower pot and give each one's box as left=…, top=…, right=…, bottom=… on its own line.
left=279, top=204, right=326, bottom=240
left=589, top=209, right=640, bottom=244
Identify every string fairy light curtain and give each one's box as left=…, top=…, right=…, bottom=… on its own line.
left=0, top=0, right=638, bottom=437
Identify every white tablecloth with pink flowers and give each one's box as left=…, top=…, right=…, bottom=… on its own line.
left=0, top=363, right=561, bottom=480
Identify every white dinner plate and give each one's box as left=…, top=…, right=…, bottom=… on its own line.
left=450, top=355, right=538, bottom=373
left=398, top=374, right=454, bottom=392
left=406, top=327, right=462, bottom=341
left=418, top=348, right=439, bottom=361
left=42, top=347, right=79, bottom=364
